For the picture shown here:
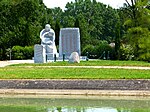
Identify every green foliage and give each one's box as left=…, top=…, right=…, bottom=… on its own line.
left=12, top=46, right=33, bottom=60
left=138, top=30, right=150, bottom=61
left=115, top=21, right=121, bottom=60
left=122, top=0, right=150, bottom=61
left=95, top=43, right=113, bottom=59
left=102, top=6, right=119, bottom=42
left=82, top=41, right=114, bottom=59
left=62, top=0, right=119, bottom=47
left=82, top=45, right=96, bottom=58
left=0, top=0, right=45, bottom=60
left=0, top=0, right=120, bottom=60
left=0, top=0, right=43, bottom=46
left=126, top=27, right=150, bottom=61
left=120, top=44, right=134, bottom=60
left=54, top=20, right=60, bottom=46
left=1, top=0, right=149, bottom=61
left=23, top=46, right=34, bottom=59
left=12, top=46, right=24, bottom=60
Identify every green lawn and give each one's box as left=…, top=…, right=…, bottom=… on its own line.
left=1, top=60, right=149, bottom=79
left=0, top=66, right=150, bottom=79
left=10, top=60, right=150, bottom=67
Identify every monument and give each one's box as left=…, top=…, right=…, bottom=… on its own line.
left=59, top=28, right=81, bottom=58
left=34, top=24, right=58, bottom=63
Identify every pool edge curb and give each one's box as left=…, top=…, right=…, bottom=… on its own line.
left=0, top=89, right=150, bottom=96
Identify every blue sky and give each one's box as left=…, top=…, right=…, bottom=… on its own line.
left=43, top=0, right=126, bottom=10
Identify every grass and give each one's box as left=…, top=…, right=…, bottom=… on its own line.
left=0, top=60, right=149, bottom=79
left=10, top=60, right=150, bottom=67
left=0, top=66, right=150, bottom=79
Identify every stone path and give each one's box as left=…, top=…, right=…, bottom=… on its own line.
left=0, top=60, right=34, bottom=67
left=0, top=60, right=150, bottom=70
left=26, top=66, right=150, bottom=70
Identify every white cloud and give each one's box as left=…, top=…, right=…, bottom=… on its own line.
left=43, top=0, right=126, bottom=10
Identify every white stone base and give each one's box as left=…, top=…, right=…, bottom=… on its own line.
left=34, top=44, right=46, bottom=63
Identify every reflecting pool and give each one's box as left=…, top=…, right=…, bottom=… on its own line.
left=0, top=95, right=149, bottom=112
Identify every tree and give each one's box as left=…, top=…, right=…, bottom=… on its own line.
left=115, top=21, right=121, bottom=60
left=54, top=20, right=60, bottom=46
left=74, top=18, right=80, bottom=27
left=0, top=1, right=12, bottom=60
left=0, top=0, right=47, bottom=60
left=124, top=0, right=150, bottom=61
left=138, top=28, right=150, bottom=61
left=0, top=0, right=121, bottom=60
left=63, top=0, right=119, bottom=48
left=102, top=6, right=119, bottom=42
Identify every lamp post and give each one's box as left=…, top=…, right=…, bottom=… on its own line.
left=7, top=48, right=12, bottom=60
left=103, top=51, right=106, bottom=60
left=63, top=53, right=65, bottom=61
left=86, top=52, right=89, bottom=61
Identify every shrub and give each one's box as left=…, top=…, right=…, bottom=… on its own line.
left=0, top=49, right=3, bottom=60
left=138, top=32, right=150, bottom=62
left=82, top=45, right=97, bottom=58
left=82, top=42, right=115, bottom=59
left=119, top=44, right=134, bottom=60
left=12, top=46, right=24, bottom=60
left=23, top=46, right=34, bottom=59
left=12, top=46, right=33, bottom=60
left=139, top=53, right=150, bottom=62
left=95, top=43, right=114, bottom=59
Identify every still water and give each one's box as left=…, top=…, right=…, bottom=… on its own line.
left=0, top=95, right=149, bottom=112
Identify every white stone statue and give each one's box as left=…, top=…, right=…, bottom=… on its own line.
left=40, top=24, right=58, bottom=59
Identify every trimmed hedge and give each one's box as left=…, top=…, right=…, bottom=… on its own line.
left=11, top=46, right=34, bottom=60
left=82, top=43, right=115, bottom=59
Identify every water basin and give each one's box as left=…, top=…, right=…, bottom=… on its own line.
left=0, top=95, right=149, bottom=112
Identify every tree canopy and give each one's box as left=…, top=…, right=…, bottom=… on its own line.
left=122, top=0, right=150, bottom=61
left=0, top=0, right=149, bottom=61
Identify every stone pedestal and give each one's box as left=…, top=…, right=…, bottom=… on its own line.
left=59, top=28, right=81, bottom=57
left=34, top=44, right=46, bottom=63
left=43, top=45, right=54, bottom=60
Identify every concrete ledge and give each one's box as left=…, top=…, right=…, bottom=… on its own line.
left=0, top=79, right=149, bottom=90
left=0, top=89, right=150, bottom=96
left=0, top=79, right=149, bottom=96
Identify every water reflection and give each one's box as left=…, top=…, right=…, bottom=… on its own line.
left=47, top=107, right=118, bottom=112
left=0, top=95, right=149, bottom=112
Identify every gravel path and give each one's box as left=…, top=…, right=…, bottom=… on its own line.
left=24, top=66, right=150, bottom=70
left=0, top=60, right=150, bottom=70
left=0, top=60, right=34, bottom=67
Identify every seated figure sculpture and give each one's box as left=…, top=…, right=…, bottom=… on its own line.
left=40, top=24, right=58, bottom=59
